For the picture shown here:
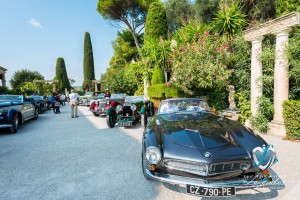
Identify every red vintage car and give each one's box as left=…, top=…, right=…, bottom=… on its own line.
left=89, top=93, right=126, bottom=116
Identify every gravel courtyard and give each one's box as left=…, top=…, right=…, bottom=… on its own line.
left=0, top=104, right=299, bottom=200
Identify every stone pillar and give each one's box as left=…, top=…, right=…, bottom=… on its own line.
left=269, top=29, right=290, bottom=137
left=94, top=82, right=98, bottom=92
left=250, top=37, right=264, bottom=116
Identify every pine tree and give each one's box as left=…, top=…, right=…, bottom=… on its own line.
left=55, top=57, right=71, bottom=92
left=144, top=1, right=168, bottom=42
left=82, top=32, right=95, bottom=92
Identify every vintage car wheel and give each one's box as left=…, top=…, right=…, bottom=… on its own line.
left=9, top=114, right=19, bottom=133
left=141, top=114, right=147, bottom=129
left=93, top=113, right=100, bottom=117
left=106, top=115, right=115, bottom=128
left=33, top=109, right=39, bottom=120
left=39, top=104, right=44, bottom=114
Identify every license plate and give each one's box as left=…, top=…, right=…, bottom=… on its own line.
left=186, top=185, right=235, bottom=197
left=119, top=122, right=132, bottom=127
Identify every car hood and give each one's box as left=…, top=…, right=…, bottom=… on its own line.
left=159, top=113, right=245, bottom=150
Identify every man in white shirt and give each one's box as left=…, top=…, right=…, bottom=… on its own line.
left=69, top=90, right=80, bottom=118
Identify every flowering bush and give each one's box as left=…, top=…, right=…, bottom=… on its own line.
left=171, top=30, right=232, bottom=95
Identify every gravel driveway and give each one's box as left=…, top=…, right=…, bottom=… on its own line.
left=0, top=104, right=299, bottom=200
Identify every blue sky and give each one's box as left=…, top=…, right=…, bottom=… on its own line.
left=0, top=0, right=120, bottom=88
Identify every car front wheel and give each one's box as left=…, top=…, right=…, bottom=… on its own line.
left=33, top=109, right=39, bottom=120
left=106, top=114, right=115, bottom=128
left=93, top=112, right=100, bottom=117
left=10, top=114, right=19, bottom=133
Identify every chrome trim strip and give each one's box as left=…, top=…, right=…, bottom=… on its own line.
left=0, top=124, right=13, bottom=128
left=145, top=169, right=269, bottom=188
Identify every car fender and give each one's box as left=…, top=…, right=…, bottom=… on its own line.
left=7, top=107, right=16, bottom=120
left=106, top=107, right=116, bottom=116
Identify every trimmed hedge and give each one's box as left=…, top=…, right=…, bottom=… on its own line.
left=283, top=100, right=300, bottom=140
left=151, top=67, right=165, bottom=85
left=148, top=84, right=184, bottom=98
left=148, top=84, right=166, bottom=98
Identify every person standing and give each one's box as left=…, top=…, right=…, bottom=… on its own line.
left=104, top=88, right=111, bottom=98
left=51, top=93, right=56, bottom=113
left=69, top=90, right=80, bottom=118
left=55, top=93, right=61, bottom=113
left=61, top=93, right=66, bottom=106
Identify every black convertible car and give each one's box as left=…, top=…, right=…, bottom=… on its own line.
left=0, top=95, right=39, bottom=133
left=142, top=98, right=276, bottom=197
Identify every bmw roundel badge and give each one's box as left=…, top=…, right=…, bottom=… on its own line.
left=204, top=152, right=211, bottom=159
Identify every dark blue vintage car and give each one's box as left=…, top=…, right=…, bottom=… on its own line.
left=142, top=98, right=277, bottom=197
left=0, top=95, right=39, bottom=133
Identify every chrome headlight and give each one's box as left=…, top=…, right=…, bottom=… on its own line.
left=106, top=101, right=110, bottom=105
left=145, top=146, right=161, bottom=164
left=116, top=105, right=123, bottom=112
left=130, top=104, right=136, bottom=111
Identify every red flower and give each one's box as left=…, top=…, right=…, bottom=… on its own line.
left=204, top=31, right=209, bottom=36
left=186, top=76, right=191, bottom=80
left=223, top=43, right=229, bottom=48
left=167, top=82, right=172, bottom=87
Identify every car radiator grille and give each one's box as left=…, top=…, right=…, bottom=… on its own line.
left=122, top=106, right=133, bottom=116
left=99, top=102, right=106, bottom=108
left=208, top=161, right=250, bottom=175
left=164, top=160, right=208, bottom=176
left=164, top=159, right=250, bottom=176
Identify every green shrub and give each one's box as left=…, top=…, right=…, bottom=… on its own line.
left=250, top=96, right=274, bottom=133
left=151, top=67, right=165, bottom=85
left=250, top=114, right=269, bottom=133
left=134, top=84, right=144, bottom=96
left=207, top=88, right=227, bottom=112
left=257, top=96, right=274, bottom=120
left=283, top=100, right=300, bottom=140
left=165, top=86, right=184, bottom=98
left=148, top=84, right=166, bottom=98
left=236, top=92, right=251, bottom=124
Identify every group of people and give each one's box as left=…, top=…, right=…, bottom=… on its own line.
left=50, top=92, right=65, bottom=114
left=50, top=90, right=79, bottom=118
left=50, top=89, right=112, bottom=118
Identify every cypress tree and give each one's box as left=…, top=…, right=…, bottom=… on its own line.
left=82, top=32, right=95, bottom=92
left=144, top=1, right=168, bottom=42
left=55, top=57, right=71, bottom=92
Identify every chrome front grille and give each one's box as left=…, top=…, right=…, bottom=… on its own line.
left=164, top=159, right=250, bottom=176
left=208, top=161, right=251, bottom=175
left=164, top=160, right=208, bottom=176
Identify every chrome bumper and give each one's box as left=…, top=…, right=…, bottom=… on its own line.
left=145, top=169, right=270, bottom=188
left=0, top=124, right=13, bottom=128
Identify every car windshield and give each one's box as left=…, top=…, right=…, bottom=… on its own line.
left=125, top=95, right=144, bottom=102
left=85, top=92, right=93, bottom=96
left=0, top=95, right=23, bottom=102
left=158, top=99, right=210, bottom=114
left=111, top=93, right=126, bottom=98
left=97, top=93, right=105, bottom=98
left=30, top=96, right=43, bottom=100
